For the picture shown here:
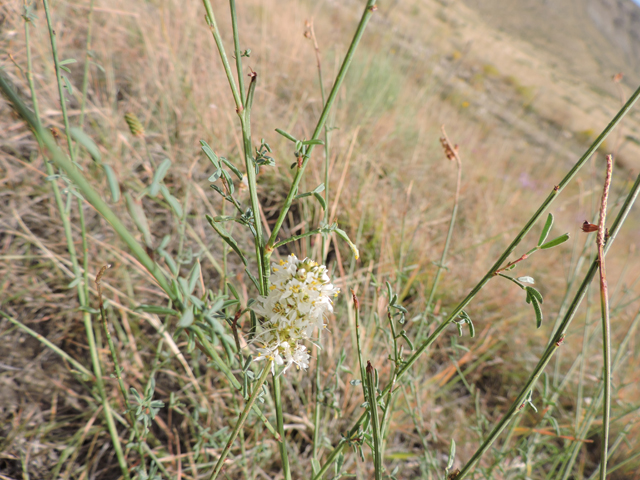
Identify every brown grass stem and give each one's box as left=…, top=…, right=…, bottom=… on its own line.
left=597, top=154, right=613, bottom=480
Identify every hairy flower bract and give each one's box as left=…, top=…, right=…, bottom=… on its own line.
left=252, top=254, right=339, bottom=373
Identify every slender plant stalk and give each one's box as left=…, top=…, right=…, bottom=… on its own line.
left=34, top=4, right=131, bottom=478
left=265, top=0, right=377, bottom=253
left=314, top=80, right=640, bottom=474
left=191, top=327, right=278, bottom=438
left=76, top=0, right=94, bottom=132
left=454, top=166, right=640, bottom=479
left=273, top=373, right=292, bottom=480
left=96, top=265, right=148, bottom=475
left=423, top=126, right=462, bottom=318
left=597, top=155, right=613, bottom=480
left=229, top=0, right=245, bottom=106
left=313, top=80, right=640, bottom=476
left=366, top=362, right=383, bottom=480
left=309, top=20, right=332, bottom=470
left=559, top=307, right=640, bottom=479
left=1, top=310, right=92, bottom=377
left=208, top=362, right=272, bottom=480
left=201, top=0, right=266, bottom=292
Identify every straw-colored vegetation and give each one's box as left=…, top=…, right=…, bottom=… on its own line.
left=1, top=0, right=640, bottom=479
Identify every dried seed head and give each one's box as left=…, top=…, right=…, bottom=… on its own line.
left=125, top=112, right=145, bottom=137
left=50, top=127, right=61, bottom=140
left=440, top=136, right=458, bottom=161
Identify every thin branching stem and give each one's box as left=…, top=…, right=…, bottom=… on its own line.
left=597, top=154, right=613, bottom=480
left=208, top=363, right=272, bottom=480
left=454, top=167, right=640, bottom=478
left=265, top=0, right=377, bottom=253
left=313, top=81, right=640, bottom=476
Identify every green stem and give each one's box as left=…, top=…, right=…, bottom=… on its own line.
left=424, top=132, right=462, bottom=317
left=266, top=0, right=377, bottom=251
left=313, top=441, right=346, bottom=480
left=312, top=23, right=331, bottom=469
left=240, top=75, right=266, bottom=293
left=366, top=362, right=383, bottom=480
left=1, top=311, right=92, bottom=378
left=273, top=373, right=291, bottom=480
left=229, top=0, right=245, bottom=105
left=201, top=0, right=243, bottom=111
left=455, top=167, right=640, bottom=479
left=192, top=327, right=278, bottom=438
left=77, top=0, right=94, bottom=131
left=273, top=227, right=324, bottom=250
left=208, top=363, right=272, bottom=480
left=41, top=3, right=130, bottom=477
left=96, top=266, right=147, bottom=474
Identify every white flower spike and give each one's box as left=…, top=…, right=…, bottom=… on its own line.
left=252, top=254, right=339, bottom=373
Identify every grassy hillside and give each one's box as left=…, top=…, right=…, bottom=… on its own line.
left=1, top=0, right=640, bottom=479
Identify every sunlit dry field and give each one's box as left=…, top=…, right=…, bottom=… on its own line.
left=1, top=0, right=640, bottom=479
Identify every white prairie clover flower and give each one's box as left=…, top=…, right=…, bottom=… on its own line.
left=252, top=254, right=339, bottom=373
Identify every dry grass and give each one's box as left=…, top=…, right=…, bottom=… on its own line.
left=1, top=0, right=640, bottom=479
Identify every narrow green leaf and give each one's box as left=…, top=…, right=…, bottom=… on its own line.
left=70, top=127, right=101, bottom=162
left=540, top=233, right=570, bottom=249
left=312, top=183, right=326, bottom=194
left=526, top=286, right=544, bottom=304
left=335, top=227, right=359, bottom=259
left=200, top=140, right=219, bottom=167
left=245, top=267, right=260, bottom=291
left=446, top=438, right=456, bottom=470
left=220, top=157, right=243, bottom=180
left=159, top=234, right=171, bottom=250
left=302, top=139, right=324, bottom=146
left=275, top=128, right=297, bottom=142
left=160, top=185, right=183, bottom=217
left=79, top=306, right=100, bottom=314
left=313, top=192, right=327, bottom=210
left=206, top=214, right=247, bottom=266
left=158, top=249, right=178, bottom=275
left=125, top=192, right=152, bottom=247
left=466, top=318, right=476, bottom=338
left=531, top=296, right=543, bottom=328
left=67, top=277, right=81, bottom=289
left=149, top=158, right=172, bottom=197
left=135, top=305, right=179, bottom=315
left=188, top=262, right=201, bottom=295
left=178, top=306, right=194, bottom=328
left=227, top=282, right=240, bottom=300
left=538, top=213, right=554, bottom=246
left=62, top=75, right=73, bottom=95
left=103, top=164, right=120, bottom=203
left=59, top=58, right=77, bottom=66
left=208, top=297, right=225, bottom=315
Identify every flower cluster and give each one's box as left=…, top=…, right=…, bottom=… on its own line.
left=252, top=254, right=339, bottom=373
